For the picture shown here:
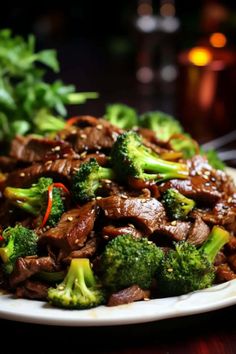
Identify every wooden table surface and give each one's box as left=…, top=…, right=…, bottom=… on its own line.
left=1, top=304, right=236, bottom=354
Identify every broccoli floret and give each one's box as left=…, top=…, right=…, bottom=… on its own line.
left=4, top=177, right=53, bottom=215
left=157, top=226, right=230, bottom=296
left=105, top=103, right=138, bottom=129
left=72, top=158, right=115, bottom=203
left=139, top=111, right=183, bottom=142
left=99, top=234, right=164, bottom=291
left=34, top=109, right=66, bottom=135
left=111, top=131, right=189, bottom=182
left=169, top=133, right=199, bottom=159
left=204, top=149, right=226, bottom=171
left=48, top=258, right=105, bottom=309
left=45, top=187, right=65, bottom=227
left=162, top=188, right=195, bottom=220
left=139, top=111, right=200, bottom=158
left=4, top=178, right=65, bottom=226
left=0, top=225, right=38, bottom=274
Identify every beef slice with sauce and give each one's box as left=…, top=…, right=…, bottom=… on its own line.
left=97, top=196, right=167, bottom=235
left=39, top=202, right=98, bottom=251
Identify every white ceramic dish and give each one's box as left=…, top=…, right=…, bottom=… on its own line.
left=1, top=279, right=236, bottom=326
left=0, top=168, right=236, bottom=326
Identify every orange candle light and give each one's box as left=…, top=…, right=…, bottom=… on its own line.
left=177, top=45, right=236, bottom=143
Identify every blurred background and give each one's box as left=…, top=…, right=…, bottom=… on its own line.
left=1, top=0, right=236, bottom=145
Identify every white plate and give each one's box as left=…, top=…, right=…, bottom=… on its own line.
left=1, top=280, right=236, bottom=326
left=0, top=167, right=236, bottom=326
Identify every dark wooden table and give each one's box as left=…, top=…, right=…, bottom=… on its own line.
left=1, top=304, right=236, bottom=354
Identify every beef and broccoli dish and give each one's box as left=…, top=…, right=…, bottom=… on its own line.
left=0, top=111, right=236, bottom=310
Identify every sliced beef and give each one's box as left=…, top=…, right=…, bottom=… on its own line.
left=107, top=285, right=150, bottom=307
left=187, top=216, right=210, bottom=246
left=9, top=256, right=57, bottom=288
left=227, top=254, right=236, bottom=272
left=4, top=158, right=82, bottom=187
left=15, top=279, right=49, bottom=300
left=10, top=135, right=77, bottom=163
left=215, top=263, right=236, bottom=283
left=66, top=124, right=119, bottom=153
left=159, top=176, right=221, bottom=205
left=97, top=196, right=166, bottom=235
left=191, top=196, right=236, bottom=230
left=226, top=236, right=236, bottom=253
left=82, top=153, right=108, bottom=166
left=154, top=221, right=191, bottom=242
left=62, top=238, right=98, bottom=264
left=102, top=224, right=143, bottom=240
left=127, top=177, right=160, bottom=198
left=40, top=202, right=98, bottom=251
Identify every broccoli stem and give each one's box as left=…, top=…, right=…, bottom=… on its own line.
left=97, top=167, right=115, bottom=181
left=201, top=226, right=230, bottom=263
left=135, top=149, right=189, bottom=180
left=4, top=187, right=43, bottom=215
left=0, top=241, right=12, bottom=263
left=67, top=92, right=99, bottom=104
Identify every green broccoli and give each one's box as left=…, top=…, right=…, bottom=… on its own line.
left=98, top=234, right=164, bottom=291
left=204, top=149, right=226, bottom=171
left=34, top=109, right=66, bottom=135
left=72, top=158, right=115, bottom=203
left=105, top=103, right=138, bottom=129
left=169, top=133, right=199, bottom=159
left=157, top=225, right=230, bottom=297
left=138, top=111, right=199, bottom=159
left=139, top=111, right=183, bottom=142
left=0, top=225, right=38, bottom=274
left=162, top=188, right=195, bottom=220
left=111, top=131, right=189, bottom=182
left=45, top=187, right=65, bottom=227
left=4, top=177, right=65, bottom=226
left=48, top=258, right=105, bottom=309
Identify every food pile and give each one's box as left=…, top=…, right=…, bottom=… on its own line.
left=0, top=108, right=236, bottom=310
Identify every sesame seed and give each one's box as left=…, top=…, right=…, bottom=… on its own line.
left=20, top=172, right=25, bottom=177
left=104, top=210, right=108, bottom=216
left=96, top=196, right=102, bottom=200
left=71, top=129, right=77, bottom=134
left=228, top=197, right=232, bottom=203
left=167, top=268, right=173, bottom=272
left=75, top=239, right=79, bottom=244
left=80, top=152, right=87, bottom=158
left=96, top=124, right=103, bottom=130
left=104, top=235, right=109, bottom=240
left=144, top=297, right=150, bottom=301
left=54, top=146, right=61, bottom=151
left=80, top=134, right=87, bottom=139
left=67, top=216, right=73, bottom=221
left=103, top=179, right=112, bottom=184
left=171, top=221, right=177, bottom=226
left=45, top=160, right=52, bottom=165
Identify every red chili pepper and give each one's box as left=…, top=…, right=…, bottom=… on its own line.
left=41, top=184, right=54, bottom=228
left=0, top=235, right=4, bottom=242
left=40, top=183, right=70, bottom=228
left=52, top=183, right=70, bottom=195
left=66, top=116, right=80, bottom=126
